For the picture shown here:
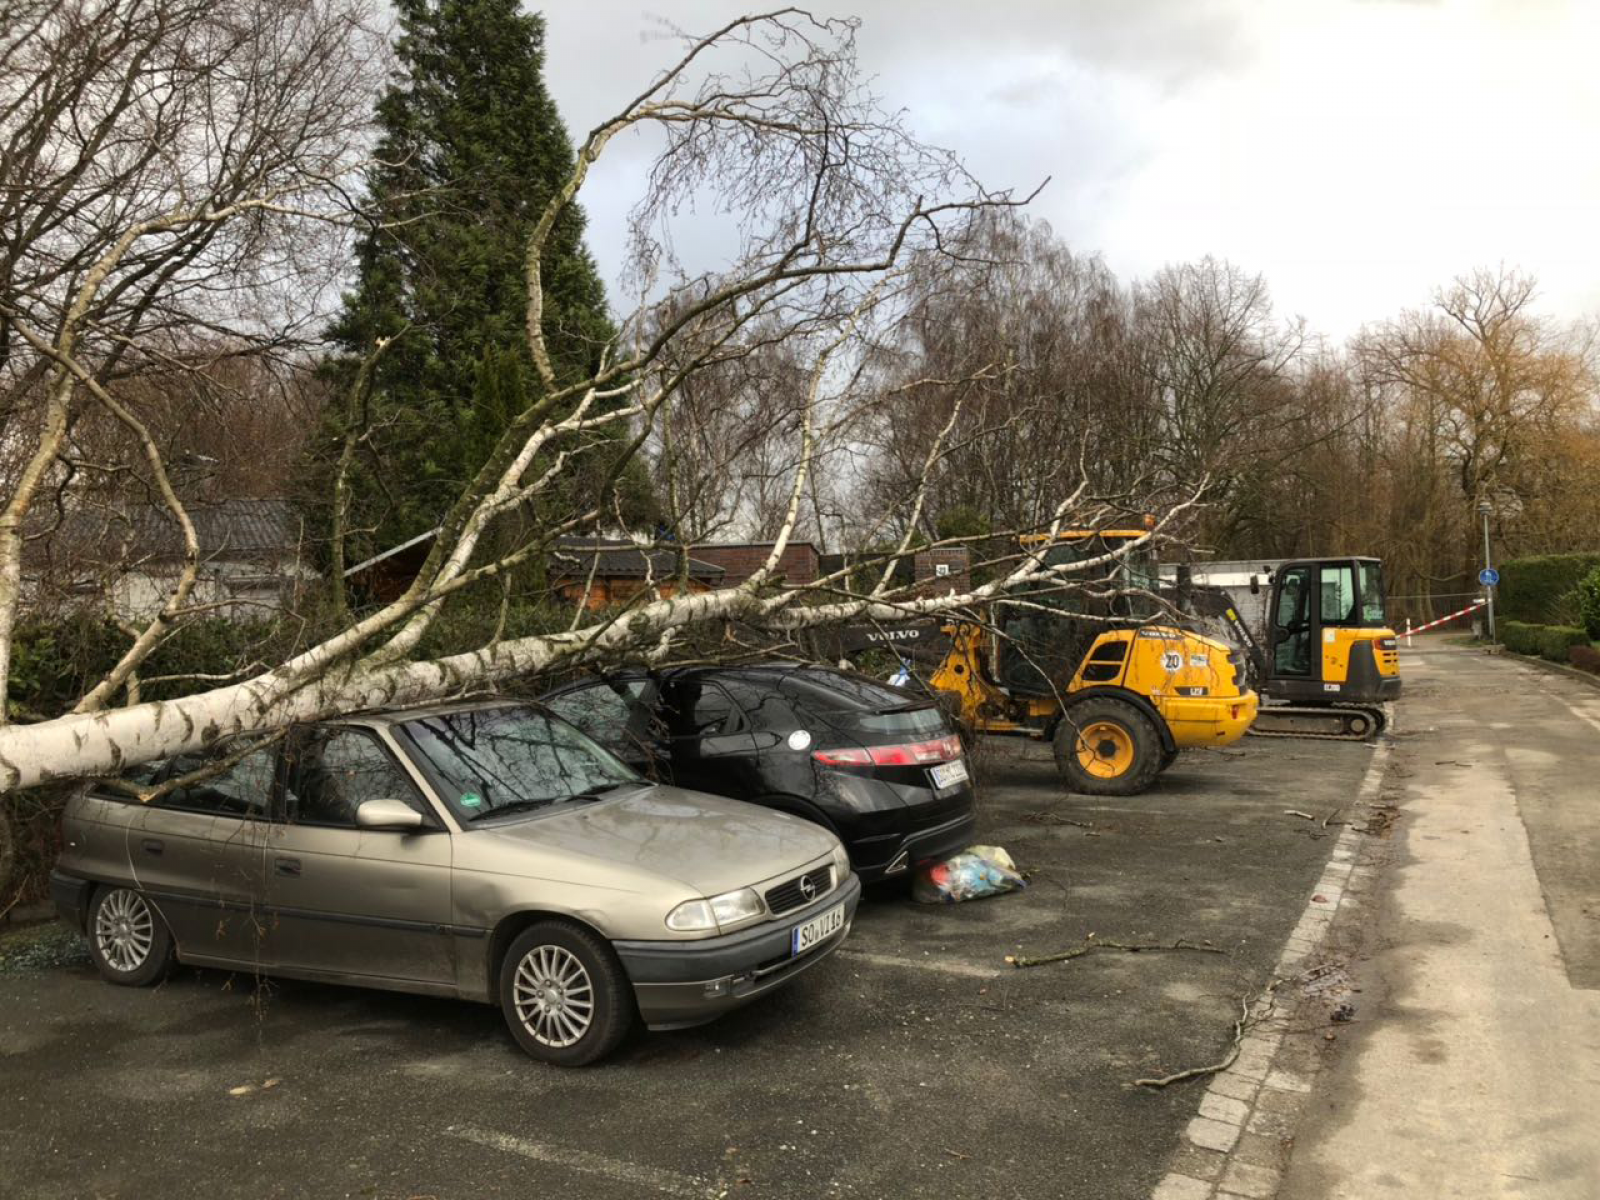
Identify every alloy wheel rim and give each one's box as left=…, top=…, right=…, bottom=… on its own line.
left=1076, top=720, right=1134, bottom=778
left=512, top=945, right=595, bottom=1048
left=95, top=889, right=154, bottom=973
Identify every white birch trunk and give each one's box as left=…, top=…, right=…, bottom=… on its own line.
left=0, top=585, right=748, bottom=791
left=0, top=522, right=1164, bottom=793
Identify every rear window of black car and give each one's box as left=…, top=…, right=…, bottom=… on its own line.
left=788, top=670, right=910, bottom=709
left=850, top=706, right=947, bottom=735
left=780, top=672, right=947, bottom=736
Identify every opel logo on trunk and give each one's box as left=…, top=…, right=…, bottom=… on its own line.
left=800, top=874, right=816, bottom=900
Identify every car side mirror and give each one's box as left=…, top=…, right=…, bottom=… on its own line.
left=355, top=797, right=424, bottom=831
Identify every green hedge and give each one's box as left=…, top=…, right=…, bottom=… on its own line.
left=1577, top=566, right=1600, bottom=640
left=1501, top=620, right=1590, bottom=662
left=1498, top=552, right=1600, bottom=626
left=1500, top=621, right=1534, bottom=654
left=1540, top=625, right=1590, bottom=662
left=6, top=614, right=292, bottom=718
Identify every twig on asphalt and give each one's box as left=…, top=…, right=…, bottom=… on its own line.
left=942, top=1149, right=971, bottom=1161
left=1024, top=869, right=1071, bottom=895
left=1005, top=935, right=1225, bottom=969
left=1322, top=807, right=1342, bottom=829
left=1133, top=977, right=1284, bottom=1089
left=1284, top=809, right=1316, bottom=821
left=1020, top=810, right=1097, bottom=830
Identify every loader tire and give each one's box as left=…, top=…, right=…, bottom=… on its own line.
left=1053, top=697, right=1163, bottom=797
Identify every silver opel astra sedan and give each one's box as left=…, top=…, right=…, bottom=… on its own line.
left=50, top=699, right=860, bottom=1065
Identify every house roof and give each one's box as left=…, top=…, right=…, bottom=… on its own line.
left=550, top=537, right=725, bottom=581
left=27, top=498, right=301, bottom=571
left=686, top=540, right=819, bottom=552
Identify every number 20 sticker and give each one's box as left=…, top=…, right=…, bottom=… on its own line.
left=1161, top=651, right=1183, bottom=671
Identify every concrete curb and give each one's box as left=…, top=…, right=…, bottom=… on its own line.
left=1497, top=650, right=1600, bottom=693
left=1149, top=736, right=1394, bottom=1200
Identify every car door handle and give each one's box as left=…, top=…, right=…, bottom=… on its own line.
left=140, top=839, right=163, bottom=856
left=274, top=857, right=301, bottom=877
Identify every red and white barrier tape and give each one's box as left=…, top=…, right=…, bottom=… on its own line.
left=1404, top=597, right=1488, bottom=641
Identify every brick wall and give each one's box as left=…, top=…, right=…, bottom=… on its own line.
left=551, top=576, right=713, bottom=610
left=691, top=542, right=820, bottom=588
left=913, top=547, right=971, bottom=596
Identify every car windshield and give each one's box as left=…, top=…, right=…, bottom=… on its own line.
left=401, top=706, right=641, bottom=822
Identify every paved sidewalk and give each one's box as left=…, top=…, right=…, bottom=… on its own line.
left=1280, top=645, right=1600, bottom=1199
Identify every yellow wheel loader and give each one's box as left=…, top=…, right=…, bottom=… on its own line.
left=927, top=529, right=1258, bottom=796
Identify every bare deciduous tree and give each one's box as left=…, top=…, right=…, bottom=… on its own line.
left=0, top=0, right=384, bottom=718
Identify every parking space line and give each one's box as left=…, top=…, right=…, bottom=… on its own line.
left=836, top=948, right=1002, bottom=979
left=447, top=1123, right=712, bottom=1197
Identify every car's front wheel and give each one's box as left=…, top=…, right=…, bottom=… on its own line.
left=498, top=921, right=633, bottom=1066
left=87, top=886, right=174, bottom=986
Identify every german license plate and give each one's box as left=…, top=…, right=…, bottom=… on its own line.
left=791, top=903, right=845, bottom=957
left=929, top=758, right=969, bottom=790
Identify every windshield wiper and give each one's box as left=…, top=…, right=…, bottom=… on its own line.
left=469, top=780, right=636, bottom=821
left=568, top=780, right=634, bottom=802
left=468, top=797, right=553, bottom=822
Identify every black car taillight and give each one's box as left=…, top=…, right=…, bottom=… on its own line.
left=813, top=734, right=961, bottom=768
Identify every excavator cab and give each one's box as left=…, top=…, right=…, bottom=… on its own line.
left=1183, top=555, right=1401, bottom=739
left=1266, top=557, right=1399, bottom=709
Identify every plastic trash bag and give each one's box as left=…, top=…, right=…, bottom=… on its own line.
left=912, top=844, right=1026, bottom=904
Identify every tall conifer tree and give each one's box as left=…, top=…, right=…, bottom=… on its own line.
left=324, top=0, right=619, bottom=557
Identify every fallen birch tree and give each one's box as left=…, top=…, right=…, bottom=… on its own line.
left=0, top=7, right=1200, bottom=808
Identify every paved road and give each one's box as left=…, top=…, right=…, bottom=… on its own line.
left=0, top=731, right=1379, bottom=1200
left=1283, top=643, right=1600, bottom=1198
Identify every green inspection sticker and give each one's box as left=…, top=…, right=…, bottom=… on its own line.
left=459, top=792, right=483, bottom=808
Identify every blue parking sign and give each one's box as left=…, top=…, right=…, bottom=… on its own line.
left=1479, top=567, right=1500, bottom=587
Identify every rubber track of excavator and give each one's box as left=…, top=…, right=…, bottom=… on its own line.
left=1246, top=704, right=1387, bottom=742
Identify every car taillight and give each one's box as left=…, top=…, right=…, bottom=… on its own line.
left=812, top=747, right=872, bottom=766
left=813, top=735, right=961, bottom=768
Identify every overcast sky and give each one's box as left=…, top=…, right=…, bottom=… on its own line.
left=541, top=0, right=1600, bottom=341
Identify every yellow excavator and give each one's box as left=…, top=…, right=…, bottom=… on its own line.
left=1173, top=557, right=1402, bottom=739
left=926, top=528, right=1258, bottom=795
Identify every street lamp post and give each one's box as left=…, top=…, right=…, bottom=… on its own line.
left=1477, top=499, right=1496, bottom=642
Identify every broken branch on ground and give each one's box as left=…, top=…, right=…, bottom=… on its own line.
left=1005, top=935, right=1225, bottom=969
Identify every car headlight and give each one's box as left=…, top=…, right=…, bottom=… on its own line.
left=665, top=898, right=715, bottom=932
left=830, top=842, right=851, bottom=886
left=665, top=887, right=765, bottom=933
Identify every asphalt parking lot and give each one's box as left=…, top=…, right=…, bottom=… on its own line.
left=0, top=734, right=1377, bottom=1200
